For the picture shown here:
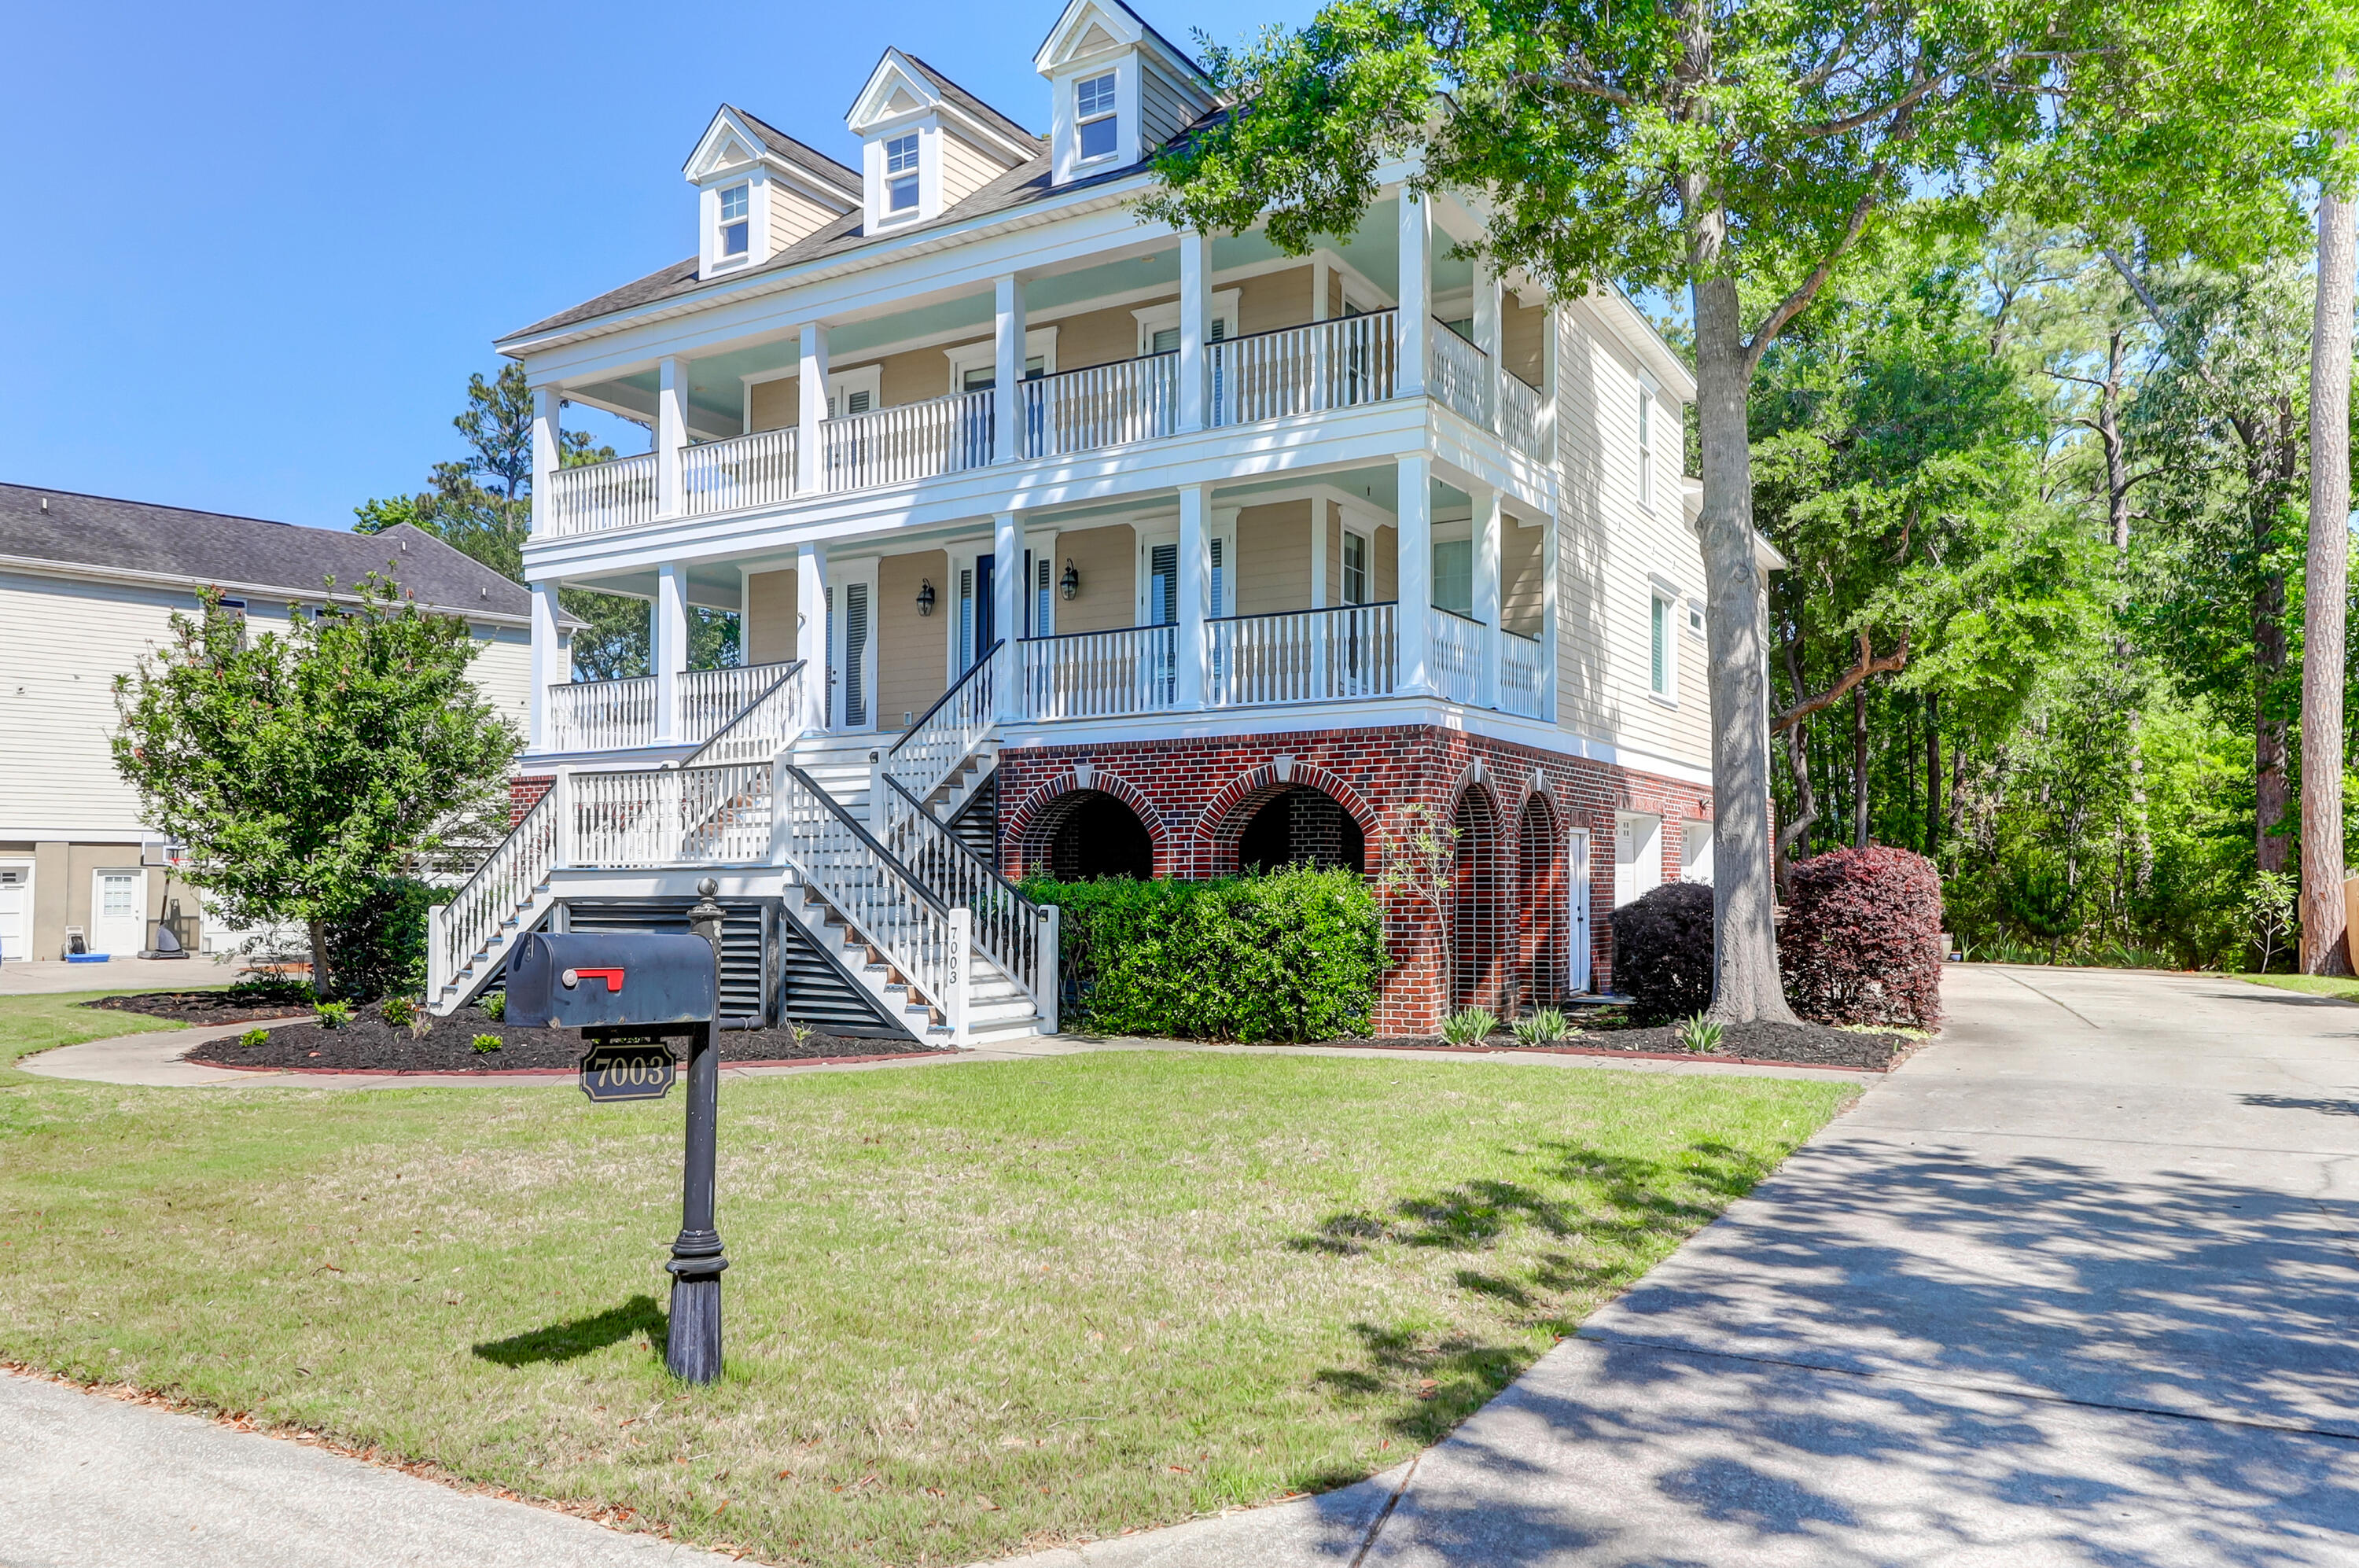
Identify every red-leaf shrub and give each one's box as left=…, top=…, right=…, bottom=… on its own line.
left=1608, top=882, right=1715, bottom=1024
left=1780, top=846, right=1944, bottom=1028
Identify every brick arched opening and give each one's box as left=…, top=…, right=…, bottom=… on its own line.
left=1200, top=763, right=1380, bottom=878
left=1007, top=770, right=1168, bottom=880
left=1452, top=784, right=1507, bottom=1013
left=1515, top=790, right=1567, bottom=1014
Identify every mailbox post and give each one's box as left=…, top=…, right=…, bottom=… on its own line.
left=506, top=897, right=730, bottom=1385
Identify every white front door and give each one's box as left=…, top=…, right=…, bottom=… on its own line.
left=830, top=561, right=878, bottom=732
left=1566, top=830, right=1592, bottom=994
left=91, top=869, right=145, bottom=956
left=0, top=863, right=30, bottom=962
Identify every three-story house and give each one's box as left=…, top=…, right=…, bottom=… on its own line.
left=430, top=0, right=1753, bottom=1041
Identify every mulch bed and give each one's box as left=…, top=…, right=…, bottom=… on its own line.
left=80, top=990, right=317, bottom=1026
left=186, top=1006, right=940, bottom=1074
left=1319, top=1018, right=1919, bottom=1072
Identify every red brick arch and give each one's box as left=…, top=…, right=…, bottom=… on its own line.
left=1196, top=760, right=1381, bottom=878
left=1003, top=766, right=1174, bottom=879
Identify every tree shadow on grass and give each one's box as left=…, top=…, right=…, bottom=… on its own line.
left=473, top=1294, right=668, bottom=1367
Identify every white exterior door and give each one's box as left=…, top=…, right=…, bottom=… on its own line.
left=91, top=869, right=145, bottom=956
left=1614, top=812, right=1662, bottom=907
left=0, top=863, right=30, bottom=962
left=830, top=561, right=878, bottom=731
left=1566, top=830, right=1592, bottom=994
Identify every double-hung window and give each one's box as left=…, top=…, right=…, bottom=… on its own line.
left=1341, top=530, right=1369, bottom=605
left=718, top=183, right=750, bottom=258
left=1076, top=72, right=1118, bottom=162
left=885, top=134, right=920, bottom=215
left=1649, top=592, right=1674, bottom=698
left=1637, top=387, right=1656, bottom=510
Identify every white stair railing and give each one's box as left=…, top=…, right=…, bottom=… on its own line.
left=547, top=675, right=659, bottom=750
left=1209, top=310, right=1401, bottom=426
left=1501, top=629, right=1546, bottom=718
left=883, top=644, right=997, bottom=805
left=1021, top=624, right=1181, bottom=719
left=569, top=764, right=775, bottom=867
left=876, top=775, right=1054, bottom=1023
left=823, top=389, right=994, bottom=492
left=1020, top=354, right=1179, bottom=459
left=429, top=782, right=563, bottom=1009
left=685, top=662, right=805, bottom=767
left=679, top=661, right=799, bottom=744
left=771, top=762, right=970, bottom=1040
left=1206, top=602, right=1400, bottom=707
left=1500, top=372, right=1548, bottom=459
left=1430, top=608, right=1489, bottom=706
left=545, top=451, right=658, bottom=536
left=1427, top=320, right=1492, bottom=429
left=680, top=427, right=797, bottom=516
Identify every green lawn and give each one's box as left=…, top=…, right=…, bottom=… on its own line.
left=1, top=996, right=1853, bottom=1566
left=0, top=988, right=190, bottom=1066
left=2237, top=974, right=2359, bottom=1003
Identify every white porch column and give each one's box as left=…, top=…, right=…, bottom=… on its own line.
left=797, top=323, right=830, bottom=494
left=1397, top=454, right=1433, bottom=695
left=529, top=580, right=561, bottom=750
left=529, top=387, right=560, bottom=538
left=994, top=275, right=1026, bottom=464
left=1177, top=232, right=1213, bottom=432
left=1397, top=186, right=1430, bottom=398
left=992, top=509, right=1024, bottom=720
left=657, top=355, right=687, bottom=517
left=1541, top=302, right=1561, bottom=456
left=1474, top=263, right=1503, bottom=432
left=1540, top=506, right=1560, bottom=722
left=1176, top=483, right=1211, bottom=709
left=796, top=542, right=829, bottom=732
left=1474, top=487, right=1503, bottom=708
left=655, top=564, right=690, bottom=743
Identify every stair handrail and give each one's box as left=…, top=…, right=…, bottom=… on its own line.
left=770, top=760, right=970, bottom=1040
left=683, top=660, right=806, bottom=767
left=427, top=779, right=564, bottom=1012
left=883, top=641, right=1000, bottom=805
left=876, top=773, right=1054, bottom=1016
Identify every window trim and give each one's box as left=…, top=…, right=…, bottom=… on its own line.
left=717, top=182, right=752, bottom=259
left=1075, top=69, right=1120, bottom=164
left=882, top=131, right=922, bottom=220
left=1636, top=381, right=1658, bottom=513
left=1340, top=525, right=1372, bottom=606
left=1133, top=290, right=1242, bottom=355
left=1647, top=587, right=1676, bottom=703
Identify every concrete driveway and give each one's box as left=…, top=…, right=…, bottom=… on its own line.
left=1011, top=965, right=2359, bottom=1565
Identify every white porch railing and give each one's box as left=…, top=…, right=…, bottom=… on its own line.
left=1500, top=372, right=1548, bottom=459
left=680, top=427, right=797, bottom=516
left=1210, top=310, right=1400, bottom=426
left=876, top=774, right=1055, bottom=1025
left=547, top=675, right=659, bottom=750
left=772, top=762, right=970, bottom=1038
left=431, top=784, right=561, bottom=1002
left=883, top=644, right=997, bottom=804
left=544, top=451, right=657, bottom=536
left=823, top=389, right=995, bottom=491
left=1428, top=321, right=1492, bottom=429
left=1021, top=624, right=1181, bottom=719
left=571, top=763, right=776, bottom=867
left=1430, top=609, right=1488, bottom=706
left=1501, top=628, right=1546, bottom=718
left=1206, top=602, right=1399, bottom=708
left=679, top=661, right=797, bottom=744
left=686, top=661, right=805, bottom=767
left=1021, top=353, right=1180, bottom=459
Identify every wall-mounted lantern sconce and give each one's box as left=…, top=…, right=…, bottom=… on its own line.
left=1061, top=559, right=1080, bottom=601
left=916, top=579, right=936, bottom=617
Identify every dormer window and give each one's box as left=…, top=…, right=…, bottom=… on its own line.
left=1076, top=72, right=1118, bottom=162
left=718, top=183, right=751, bottom=257
left=885, top=134, right=921, bottom=215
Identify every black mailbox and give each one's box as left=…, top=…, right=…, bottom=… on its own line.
left=506, top=932, right=717, bottom=1031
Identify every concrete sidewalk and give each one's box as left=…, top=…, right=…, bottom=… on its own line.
left=1001, top=966, right=2359, bottom=1565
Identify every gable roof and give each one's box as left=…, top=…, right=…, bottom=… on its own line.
left=0, top=484, right=539, bottom=622
left=900, top=55, right=1044, bottom=151
left=1033, top=0, right=1211, bottom=86
left=725, top=105, right=863, bottom=194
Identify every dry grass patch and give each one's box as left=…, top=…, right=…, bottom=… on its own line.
left=0, top=1031, right=1849, bottom=1565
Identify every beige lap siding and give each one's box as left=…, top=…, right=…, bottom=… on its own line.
left=1234, top=265, right=1315, bottom=337
left=745, top=568, right=797, bottom=666
left=1232, top=499, right=1312, bottom=617
left=749, top=378, right=795, bottom=432
left=1044, top=524, right=1135, bottom=634
left=876, top=549, right=949, bottom=729
left=1502, top=514, right=1545, bottom=638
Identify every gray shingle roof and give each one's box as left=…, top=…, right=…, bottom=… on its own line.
left=900, top=56, right=1045, bottom=150
left=0, top=484, right=535, bottom=621
left=725, top=105, right=863, bottom=195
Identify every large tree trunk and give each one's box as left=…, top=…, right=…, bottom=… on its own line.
left=1692, top=269, right=1798, bottom=1023
left=1851, top=685, right=1871, bottom=848
left=2304, top=156, right=2355, bottom=973
left=2256, top=569, right=2294, bottom=875
left=307, top=915, right=333, bottom=1001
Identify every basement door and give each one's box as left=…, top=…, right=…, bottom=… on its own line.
left=1566, top=829, right=1592, bottom=994
left=91, top=868, right=145, bottom=958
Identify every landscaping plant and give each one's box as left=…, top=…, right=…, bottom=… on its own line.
left=111, top=574, right=519, bottom=999
left=1021, top=867, right=1386, bottom=1041
left=377, top=995, right=416, bottom=1029
left=2247, top=870, right=2299, bottom=973
left=479, top=991, right=506, bottom=1022
left=406, top=1007, right=433, bottom=1042
left=1677, top=1014, right=1726, bottom=1055
left=1608, top=883, right=1717, bottom=1025
left=1512, top=1008, right=1575, bottom=1046
left=1441, top=1007, right=1499, bottom=1045
left=1780, top=847, right=1945, bottom=1029
left=315, top=1000, right=352, bottom=1030
left=470, top=1032, right=502, bottom=1053
left=323, top=876, right=439, bottom=1003
left=237, top=1027, right=269, bottom=1048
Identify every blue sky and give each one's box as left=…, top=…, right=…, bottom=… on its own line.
left=0, top=0, right=1312, bottom=529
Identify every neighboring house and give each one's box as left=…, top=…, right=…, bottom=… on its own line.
left=449, top=0, right=1776, bottom=1039
left=0, top=484, right=535, bottom=962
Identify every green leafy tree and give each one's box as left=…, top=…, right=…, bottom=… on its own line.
left=1146, top=0, right=2330, bottom=1019
left=111, top=576, right=520, bottom=998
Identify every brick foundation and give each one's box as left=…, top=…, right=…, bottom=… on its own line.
left=997, top=725, right=1710, bottom=1034
left=510, top=775, right=552, bottom=826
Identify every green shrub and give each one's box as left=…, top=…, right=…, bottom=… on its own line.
left=479, top=991, right=506, bottom=1022
left=1512, top=1007, right=1575, bottom=1045
left=1019, top=867, right=1388, bottom=1042
left=320, top=874, right=437, bottom=1001
left=1676, top=1014, right=1725, bottom=1054
left=377, top=995, right=416, bottom=1028
left=237, top=1026, right=270, bottom=1048
left=315, top=1000, right=353, bottom=1029
left=1608, top=882, right=1716, bottom=1024
left=471, top=1033, right=502, bottom=1054
left=223, top=974, right=315, bottom=1006
left=1441, top=1007, right=1499, bottom=1044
